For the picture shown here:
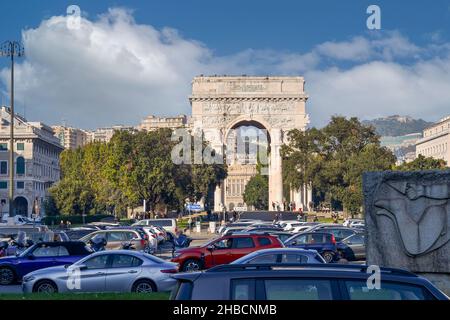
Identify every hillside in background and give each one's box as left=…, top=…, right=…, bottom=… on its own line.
left=362, top=115, right=432, bottom=136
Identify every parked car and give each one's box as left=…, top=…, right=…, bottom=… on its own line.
left=218, top=221, right=261, bottom=235
left=65, top=228, right=101, bottom=241
left=171, top=233, right=283, bottom=272
left=343, top=219, right=364, bottom=227
left=337, top=233, right=366, bottom=261
left=235, top=230, right=294, bottom=243
left=284, top=232, right=338, bottom=263
left=0, top=241, right=92, bottom=285
left=291, top=225, right=314, bottom=233
left=80, top=229, right=149, bottom=251
left=311, top=226, right=358, bottom=242
left=243, top=226, right=283, bottom=233
left=133, top=219, right=178, bottom=235
left=22, top=250, right=178, bottom=293
left=26, top=231, right=70, bottom=243
left=170, top=264, right=449, bottom=300
left=231, top=248, right=326, bottom=265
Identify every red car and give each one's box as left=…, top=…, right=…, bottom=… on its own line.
left=171, top=233, right=283, bottom=272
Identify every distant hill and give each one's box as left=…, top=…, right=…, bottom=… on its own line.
left=362, top=115, right=432, bottom=136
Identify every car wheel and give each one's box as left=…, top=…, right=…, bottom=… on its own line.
left=0, top=267, right=15, bottom=285
left=182, top=259, right=202, bottom=272
left=322, top=251, right=334, bottom=263
left=33, top=280, right=58, bottom=293
left=132, top=279, right=156, bottom=293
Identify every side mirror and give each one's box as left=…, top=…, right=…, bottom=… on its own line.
left=206, top=245, right=215, bottom=251
left=290, top=241, right=297, bottom=246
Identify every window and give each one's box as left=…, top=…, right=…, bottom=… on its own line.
left=0, top=161, right=6, bottom=175
left=281, top=254, right=309, bottom=264
left=231, top=279, right=255, bottom=300
left=232, top=237, right=255, bottom=249
left=264, top=279, right=333, bottom=300
left=32, top=245, right=61, bottom=257
left=345, top=234, right=364, bottom=245
left=16, top=157, right=25, bottom=175
left=83, top=254, right=109, bottom=269
left=111, top=254, right=143, bottom=268
left=214, top=238, right=233, bottom=249
left=0, top=181, right=7, bottom=189
left=107, top=232, right=128, bottom=242
left=249, top=254, right=278, bottom=264
left=345, top=280, right=431, bottom=300
left=257, top=237, right=272, bottom=246
left=17, top=181, right=24, bottom=189
left=0, top=143, right=7, bottom=151
left=16, top=143, right=24, bottom=151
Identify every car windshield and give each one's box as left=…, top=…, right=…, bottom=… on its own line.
left=18, top=244, right=37, bottom=257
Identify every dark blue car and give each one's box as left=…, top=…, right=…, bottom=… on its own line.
left=284, top=232, right=338, bottom=263
left=0, top=241, right=92, bottom=285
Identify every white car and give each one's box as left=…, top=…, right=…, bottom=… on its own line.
left=133, top=219, right=177, bottom=234
left=291, top=225, right=314, bottom=233
left=282, top=222, right=307, bottom=231
left=343, top=219, right=364, bottom=227
left=140, top=227, right=159, bottom=252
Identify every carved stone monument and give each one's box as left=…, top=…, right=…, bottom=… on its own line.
left=363, top=170, right=450, bottom=294
left=190, top=76, right=311, bottom=211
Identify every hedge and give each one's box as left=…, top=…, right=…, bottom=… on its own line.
left=42, top=214, right=114, bottom=226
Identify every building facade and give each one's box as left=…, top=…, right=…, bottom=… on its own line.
left=0, top=107, right=64, bottom=218
left=137, top=114, right=188, bottom=131
left=415, top=116, right=450, bottom=166
left=86, top=125, right=136, bottom=143
left=52, top=125, right=88, bottom=150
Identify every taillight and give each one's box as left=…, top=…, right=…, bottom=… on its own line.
left=331, top=235, right=336, bottom=244
left=160, top=268, right=178, bottom=274
left=151, top=234, right=156, bottom=238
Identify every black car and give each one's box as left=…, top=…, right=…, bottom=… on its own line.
left=170, top=264, right=449, bottom=300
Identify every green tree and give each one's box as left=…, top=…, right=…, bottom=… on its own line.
left=282, top=116, right=396, bottom=216
left=395, top=154, right=447, bottom=171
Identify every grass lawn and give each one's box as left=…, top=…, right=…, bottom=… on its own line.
left=0, top=292, right=170, bottom=300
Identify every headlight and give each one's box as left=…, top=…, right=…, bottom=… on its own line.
left=23, top=275, right=35, bottom=282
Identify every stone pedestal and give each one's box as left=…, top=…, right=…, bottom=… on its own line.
left=363, top=170, right=450, bottom=295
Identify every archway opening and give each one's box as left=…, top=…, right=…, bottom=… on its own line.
left=224, top=120, right=270, bottom=211
left=14, top=196, right=28, bottom=216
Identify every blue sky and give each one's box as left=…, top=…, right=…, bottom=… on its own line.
left=0, top=0, right=449, bottom=129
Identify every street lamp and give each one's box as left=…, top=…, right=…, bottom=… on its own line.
left=0, top=41, right=24, bottom=217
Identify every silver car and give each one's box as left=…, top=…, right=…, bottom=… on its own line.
left=22, top=250, right=178, bottom=294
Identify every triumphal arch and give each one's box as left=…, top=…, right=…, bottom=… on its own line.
left=190, top=76, right=310, bottom=211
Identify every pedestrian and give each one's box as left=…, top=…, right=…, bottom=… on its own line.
left=67, top=221, right=72, bottom=229
left=272, top=202, right=275, bottom=211
left=59, top=220, right=65, bottom=229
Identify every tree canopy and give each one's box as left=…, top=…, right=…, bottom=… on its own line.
left=281, top=116, right=396, bottom=215
left=47, top=129, right=227, bottom=216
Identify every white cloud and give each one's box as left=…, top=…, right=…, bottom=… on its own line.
left=1, top=8, right=450, bottom=129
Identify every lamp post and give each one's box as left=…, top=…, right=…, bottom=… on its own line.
left=0, top=41, right=24, bottom=217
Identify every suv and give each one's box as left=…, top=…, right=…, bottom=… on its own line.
left=170, top=264, right=449, bottom=300
left=133, top=219, right=177, bottom=235
left=171, top=233, right=283, bottom=272
left=284, top=232, right=338, bottom=263
left=80, top=228, right=149, bottom=251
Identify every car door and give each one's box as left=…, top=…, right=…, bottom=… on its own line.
left=286, top=234, right=308, bottom=248
left=73, top=254, right=109, bottom=292
left=106, top=231, right=127, bottom=250
left=347, top=234, right=365, bottom=260
left=105, top=254, right=143, bottom=292
left=19, top=244, right=60, bottom=275
left=230, top=237, right=256, bottom=262
left=305, top=234, right=327, bottom=253
left=210, top=238, right=234, bottom=266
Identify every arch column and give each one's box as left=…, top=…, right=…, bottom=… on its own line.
left=214, top=180, right=224, bottom=212
left=268, top=129, right=283, bottom=211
